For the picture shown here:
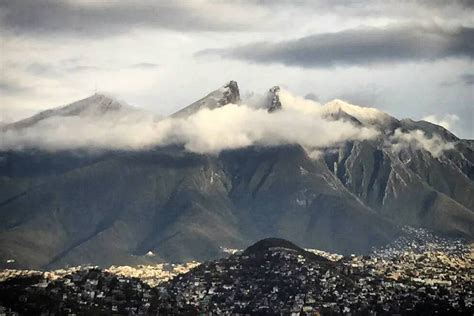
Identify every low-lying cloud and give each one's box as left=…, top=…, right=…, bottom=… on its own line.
left=0, top=90, right=379, bottom=154
left=388, top=128, right=455, bottom=158
left=198, top=25, right=474, bottom=68
left=422, top=114, right=460, bottom=130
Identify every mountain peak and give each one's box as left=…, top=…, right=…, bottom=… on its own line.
left=171, top=80, right=241, bottom=118
left=224, top=80, right=240, bottom=104
left=65, top=93, right=126, bottom=114
left=323, top=99, right=399, bottom=130
left=4, top=94, right=131, bottom=130
left=266, top=86, right=282, bottom=113
left=243, top=238, right=303, bottom=255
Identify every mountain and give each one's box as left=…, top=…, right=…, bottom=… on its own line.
left=0, top=81, right=472, bottom=270
left=242, top=238, right=308, bottom=256
left=2, top=94, right=141, bottom=131
left=171, top=81, right=240, bottom=118
left=322, top=99, right=399, bottom=132
left=266, top=86, right=282, bottom=113
left=0, top=144, right=399, bottom=269
left=320, top=100, right=474, bottom=238
left=155, top=238, right=348, bottom=314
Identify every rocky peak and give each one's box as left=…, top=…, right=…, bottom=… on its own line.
left=171, top=80, right=241, bottom=118
left=220, top=80, right=240, bottom=105
left=3, top=94, right=129, bottom=131
left=267, top=86, right=282, bottom=113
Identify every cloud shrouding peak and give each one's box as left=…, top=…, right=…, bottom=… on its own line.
left=388, top=128, right=455, bottom=158
left=1, top=87, right=458, bottom=159
left=198, top=25, right=474, bottom=68
left=422, top=114, right=460, bottom=130
left=0, top=89, right=379, bottom=154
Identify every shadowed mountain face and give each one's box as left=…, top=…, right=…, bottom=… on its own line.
left=0, top=145, right=399, bottom=269
left=0, top=81, right=472, bottom=269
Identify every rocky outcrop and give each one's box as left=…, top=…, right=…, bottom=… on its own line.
left=266, top=86, right=282, bottom=113
left=171, top=81, right=241, bottom=118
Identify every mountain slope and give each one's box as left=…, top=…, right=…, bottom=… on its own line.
left=320, top=102, right=474, bottom=238
left=0, top=144, right=400, bottom=269
left=0, top=81, right=472, bottom=269
left=2, top=94, right=140, bottom=131
left=171, top=81, right=240, bottom=118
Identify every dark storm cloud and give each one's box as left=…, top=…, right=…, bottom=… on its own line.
left=0, top=0, right=258, bottom=37
left=198, top=25, right=474, bottom=68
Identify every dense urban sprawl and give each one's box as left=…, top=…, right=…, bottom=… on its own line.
left=0, top=228, right=472, bottom=315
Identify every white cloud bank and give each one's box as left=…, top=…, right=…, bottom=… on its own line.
left=1, top=89, right=456, bottom=158
left=389, top=128, right=455, bottom=158
left=422, top=114, right=460, bottom=130
left=0, top=90, right=379, bottom=154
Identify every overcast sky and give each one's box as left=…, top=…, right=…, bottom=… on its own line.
left=1, top=0, right=473, bottom=138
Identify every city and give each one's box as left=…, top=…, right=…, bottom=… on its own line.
left=0, top=228, right=472, bottom=315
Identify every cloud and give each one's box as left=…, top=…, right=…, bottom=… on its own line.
left=0, top=78, right=30, bottom=94
left=24, top=61, right=104, bottom=77
left=460, top=73, right=474, bottom=85
left=304, top=93, right=319, bottom=102
left=0, top=90, right=378, bottom=154
left=198, top=25, right=474, bottom=68
left=0, top=0, right=266, bottom=37
left=129, top=63, right=159, bottom=69
left=250, top=0, right=474, bottom=13
left=337, top=89, right=380, bottom=108
left=388, top=128, right=455, bottom=158
left=24, top=61, right=158, bottom=76
left=422, top=114, right=460, bottom=130
left=440, top=73, right=474, bottom=87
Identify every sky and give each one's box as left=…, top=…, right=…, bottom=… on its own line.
left=0, top=0, right=473, bottom=138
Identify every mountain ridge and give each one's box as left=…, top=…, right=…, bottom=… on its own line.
left=2, top=94, right=139, bottom=131
left=0, top=80, right=472, bottom=269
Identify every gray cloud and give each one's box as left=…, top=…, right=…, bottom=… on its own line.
left=25, top=62, right=103, bottom=76
left=337, top=89, right=381, bottom=108
left=440, top=73, right=474, bottom=87
left=304, top=93, right=319, bottom=102
left=129, top=63, right=159, bottom=69
left=460, top=74, right=474, bottom=85
left=2, top=0, right=471, bottom=39
left=24, top=61, right=158, bottom=77
left=0, top=0, right=263, bottom=37
left=0, top=78, right=31, bottom=94
left=26, top=63, right=54, bottom=76
left=247, top=0, right=474, bottom=21
left=198, top=25, right=474, bottom=68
